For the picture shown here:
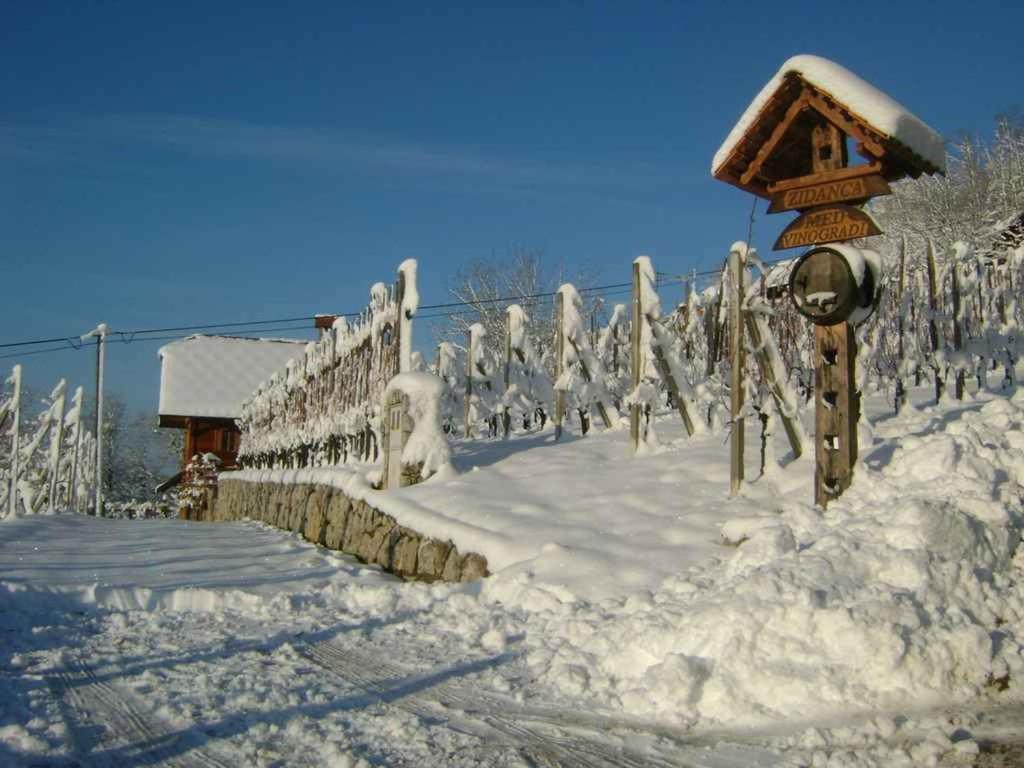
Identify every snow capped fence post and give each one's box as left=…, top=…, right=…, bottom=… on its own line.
left=502, top=308, right=512, bottom=438
left=554, top=290, right=566, bottom=440
left=729, top=244, right=746, bottom=496
left=397, top=259, right=418, bottom=374
left=67, top=386, right=84, bottom=512
left=5, top=365, right=22, bottom=519
left=629, top=256, right=699, bottom=448
left=46, top=379, right=67, bottom=512
left=463, top=328, right=473, bottom=438
left=630, top=260, right=644, bottom=451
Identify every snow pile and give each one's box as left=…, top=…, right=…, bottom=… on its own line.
left=510, top=393, right=1024, bottom=726
left=713, top=54, right=946, bottom=175
left=382, top=372, right=451, bottom=477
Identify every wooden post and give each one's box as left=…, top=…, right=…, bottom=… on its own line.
left=951, top=259, right=965, bottom=400
left=67, top=386, right=84, bottom=512
left=47, top=380, right=67, bottom=512
left=503, top=309, right=512, bottom=439
left=744, top=312, right=803, bottom=458
left=630, top=261, right=643, bottom=451
left=814, top=322, right=857, bottom=507
left=554, top=291, right=566, bottom=440
left=6, top=365, right=22, bottom=519
left=729, top=248, right=745, bottom=496
left=647, top=320, right=697, bottom=437
left=464, top=329, right=473, bottom=439
left=895, top=236, right=907, bottom=412
left=925, top=240, right=944, bottom=402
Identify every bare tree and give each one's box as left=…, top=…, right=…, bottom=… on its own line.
left=441, top=247, right=603, bottom=367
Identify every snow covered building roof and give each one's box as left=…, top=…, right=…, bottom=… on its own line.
left=158, top=335, right=306, bottom=424
left=712, top=55, right=945, bottom=199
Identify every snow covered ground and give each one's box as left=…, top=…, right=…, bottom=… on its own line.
left=1, top=384, right=1022, bottom=766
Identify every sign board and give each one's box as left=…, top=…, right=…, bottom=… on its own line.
left=773, top=205, right=881, bottom=251
left=767, top=174, right=891, bottom=214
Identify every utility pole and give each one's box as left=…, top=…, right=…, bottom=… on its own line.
left=83, top=324, right=108, bottom=516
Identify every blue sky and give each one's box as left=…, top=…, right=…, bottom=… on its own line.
left=3, top=1, right=1022, bottom=412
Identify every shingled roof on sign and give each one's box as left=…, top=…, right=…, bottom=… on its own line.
left=712, top=55, right=945, bottom=199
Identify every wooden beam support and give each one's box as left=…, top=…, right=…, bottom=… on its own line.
left=802, top=90, right=887, bottom=160
left=814, top=322, right=857, bottom=508
left=739, top=95, right=810, bottom=186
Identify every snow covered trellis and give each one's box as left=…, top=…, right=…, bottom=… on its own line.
left=238, top=260, right=418, bottom=470
left=2, top=367, right=94, bottom=518
left=628, top=256, right=702, bottom=451
left=553, top=284, right=620, bottom=440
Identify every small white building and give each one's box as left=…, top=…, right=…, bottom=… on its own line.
left=157, top=335, right=306, bottom=471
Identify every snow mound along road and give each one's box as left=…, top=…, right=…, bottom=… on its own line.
left=506, top=393, right=1024, bottom=728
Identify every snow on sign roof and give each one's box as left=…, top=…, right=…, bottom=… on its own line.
left=712, top=55, right=945, bottom=190
left=158, top=335, right=307, bottom=420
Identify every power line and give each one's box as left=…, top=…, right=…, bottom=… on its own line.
left=0, top=272, right=694, bottom=359
left=0, top=325, right=316, bottom=362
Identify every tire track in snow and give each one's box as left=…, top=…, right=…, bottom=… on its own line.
left=300, top=637, right=698, bottom=768
left=49, top=659, right=234, bottom=768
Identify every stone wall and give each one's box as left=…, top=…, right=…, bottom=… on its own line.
left=206, top=478, right=489, bottom=583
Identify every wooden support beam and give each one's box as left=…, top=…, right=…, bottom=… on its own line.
left=744, top=311, right=803, bottom=458
left=802, top=90, right=888, bottom=159
left=554, top=291, right=566, bottom=440
left=739, top=95, right=810, bottom=186
left=814, top=322, right=857, bottom=508
left=630, top=261, right=643, bottom=451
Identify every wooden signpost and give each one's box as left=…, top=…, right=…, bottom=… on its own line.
left=712, top=56, right=943, bottom=506
left=773, top=205, right=881, bottom=251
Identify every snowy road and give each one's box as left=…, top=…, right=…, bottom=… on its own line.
left=0, top=516, right=780, bottom=767
left=3, top=389, right=1024, bottom=766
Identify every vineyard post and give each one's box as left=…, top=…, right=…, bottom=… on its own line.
left=630, top=260, right=643, bottom=452
left=926, top=240, right=944, bottom=403
left=895, top=236, right=907, bottom=412
left=729, top=247, right=746, bottom=496
left=47, top=380, right=67, bottom=512
left=463, top=329, right=473, bottom=439
left=951, top=257, right=965, bottom=400
left=503, top=309, right=512, bottom=438
left=7, top=365, right=22, bottom=518
left=554, top=290, right=566, bottom=440
left=744, top=311, right=802, bottom=458
left=67, top=386, right=84, bottom=512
